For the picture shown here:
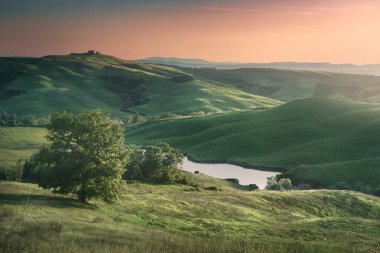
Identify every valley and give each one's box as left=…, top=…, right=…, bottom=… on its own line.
left=1, top=53, right=380, bottom=253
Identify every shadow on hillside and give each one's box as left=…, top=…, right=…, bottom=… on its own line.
left=0, top=193, right=95, bottom=209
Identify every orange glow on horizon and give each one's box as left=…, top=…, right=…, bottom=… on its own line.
left=1, top=1, right=380, bottom=64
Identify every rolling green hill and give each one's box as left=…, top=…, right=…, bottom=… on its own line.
left=1, top=53, right=380, bottom=189
left=0, top=53, right=281, bottom=117
left=184, top=67, right=380, bottom=102
left=126, top=98, right=380, bottom=187
left=1, top=180, right=379, bottom=253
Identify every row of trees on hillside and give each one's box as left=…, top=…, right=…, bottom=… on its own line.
left=333, top=181, right=380, bottom=196
left=122, top=111, right=207, bottom=125
left=265, top=176, right=380, bottom=196
left=0, top=111, right=50, bottom=126
left=0, top=110, right=207, bottom=127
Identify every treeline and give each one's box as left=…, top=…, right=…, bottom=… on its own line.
left=122, top=111, right=207, bottom=124
left=265, top=175, right=380, bottom=197
left=0, top=109, right=208, bottom=127
left=0, top=111, right=50, bottom=126
left=331, top=181, right=380, bottom=197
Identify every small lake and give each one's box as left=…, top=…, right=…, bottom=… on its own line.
left=182, top=157, right=279, bottom=189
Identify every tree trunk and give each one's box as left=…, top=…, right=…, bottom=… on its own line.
left=78, top=182, right=87, bottom=202
left=78, top=193, right=87, bottom=202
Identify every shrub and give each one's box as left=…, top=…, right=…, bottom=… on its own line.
left=194, top=171, right=200, bottom=174
left=205, top=186, right=219, bottom=191
left=334, top=181, right=351, bottom=190
left=190, top=111, right=206, bottom=117
left=265, top=176, right=278, bottom=190
left=266, top=177, right=292, bottom=191
left=0, top=167, right=21, bottom=181
left=247, top=184, right=259, bottom=191
left=277, top=178, right=292, bottom=191
left=354, top=182, right=363, bottom=192
left=124, top=143, right=184, bottom=184
left=132, top=112, right=142, bottom=123
left=373, top=186, right=380, bottom=197
left=296, top=183, right=311, bottom=190
left=225, top=178, right=239, bottom=184
left=361, top=184, right=373, bottom=194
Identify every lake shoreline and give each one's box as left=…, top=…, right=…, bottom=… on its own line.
left=182, top=157, right=280, bottom=188
left=184, top=153, right=286, bottom=173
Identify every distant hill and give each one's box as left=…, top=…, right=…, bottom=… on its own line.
left=126, top=98, right=380, bottom=188
left=3, top=53, right=380, bottom=119
left=0, top=53, right=281, bottom=117
left=183, top=67, right=380, bottom=102
left=140, top=57, right=380, bottom=76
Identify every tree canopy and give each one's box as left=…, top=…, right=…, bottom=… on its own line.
left=124, top=142, right=184, bottom=183
left=23, top=110, right=128, bottom=202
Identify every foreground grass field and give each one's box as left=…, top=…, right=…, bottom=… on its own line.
left=1, top=180, right=380, bottom=253
left=126, top=98, right=380, bottom=187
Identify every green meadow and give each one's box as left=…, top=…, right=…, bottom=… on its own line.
left=1, top=179, right=380, bottom=253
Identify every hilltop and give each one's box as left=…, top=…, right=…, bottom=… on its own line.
left=0, top=53, right=280, bottom=117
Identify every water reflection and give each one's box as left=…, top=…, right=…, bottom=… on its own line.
left=182, top=157, right=279, bottom=189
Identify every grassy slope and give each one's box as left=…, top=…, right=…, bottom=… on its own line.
left=185, top=67, right=380, bottom=102
left=0, top=127, right=47, bottom=169
left=126, top=98, right=380, bottom=187
left=1, top=180, right=380, bottom=253
left=0, top=54, right=281, bottom=117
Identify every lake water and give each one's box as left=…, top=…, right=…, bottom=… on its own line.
left=181, top=157, right=279, bottom=189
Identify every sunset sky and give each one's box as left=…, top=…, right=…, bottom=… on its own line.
left=1, top=0, right=380, bottom=64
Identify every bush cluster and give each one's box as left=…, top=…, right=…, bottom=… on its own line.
left=123, top=143, right=184, bottom=184
left=265, top=176, right=293, bottom=191
left=333, top=181, right=380, bottom=197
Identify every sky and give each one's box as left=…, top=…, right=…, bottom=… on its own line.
left=1, top=0, right=380, bottom=64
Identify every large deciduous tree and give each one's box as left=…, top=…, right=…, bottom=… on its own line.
left=28, top=110, right=128, bottom=203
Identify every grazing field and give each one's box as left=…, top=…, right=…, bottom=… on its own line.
left=0, top=127, right=47, bottom=178
left=184, top=67, right=380, bottom=102
left=1, top=180, right=380, bottom=253
left=126, top=98, right=380, bottom=187
left=0, top=54, right=281, bottom=117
